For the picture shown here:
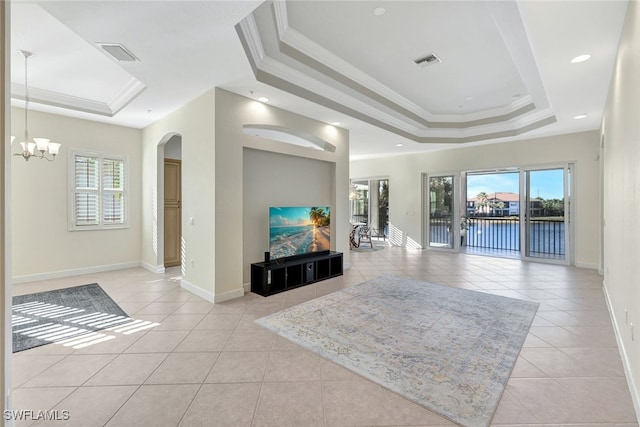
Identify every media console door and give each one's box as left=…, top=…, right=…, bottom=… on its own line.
left=250, top=252, right=343, bottom=297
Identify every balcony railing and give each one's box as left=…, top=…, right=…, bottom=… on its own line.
left=527, top=218, right=565, bottom=257
left=466, top=217, right=520, bottom=251
left=351, top=214, right=368, bottom=224
left=429, top=216, right=453, bottom=247
left=464, top=217, right=565, bottom=256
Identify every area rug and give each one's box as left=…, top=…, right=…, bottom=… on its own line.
left=12, top=283, right=129, bottom=353
left=255, top=275, right=539, bottom=427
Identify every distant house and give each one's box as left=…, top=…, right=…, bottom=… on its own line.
left=467, top=192, right=543, bottom=217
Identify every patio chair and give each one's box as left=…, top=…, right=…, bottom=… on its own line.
left=358, top=226, right=373, bottom=248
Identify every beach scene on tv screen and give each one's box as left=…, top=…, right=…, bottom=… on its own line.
left=269, top=206, right=330, bottom=259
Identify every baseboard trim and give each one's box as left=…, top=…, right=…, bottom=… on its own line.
left=141, top=262, right=165, bottom=274
left=214, top=287, right=245, bottom=303
left=575, top=261, right=600, bottom=270
left=180, top=279, right=244, bottom=303
left=180, top=279, right=214, bottom=303
left=12, top=261, right=142, bottom=284
left=603, top=281, right=640, bottom=423
left=243, top=282, right=250, bottom=293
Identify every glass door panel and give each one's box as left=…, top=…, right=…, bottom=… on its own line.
left=349, top=180, right=369, bottom=225
left=428, top=175, right=455, bottom=249
left=375, top=179, right=389, bottom=239
left=464, top=171, right=520, bottom=255
left=350, top=178, right=390, bottom=245
left=523, top=167, right=568, bottom=262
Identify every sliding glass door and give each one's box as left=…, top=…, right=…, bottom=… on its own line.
left=522, top=166, right=570, bottom=263
left=461, top=164, right=572, bottom=264
left=427, top=175, right=456, bottom=250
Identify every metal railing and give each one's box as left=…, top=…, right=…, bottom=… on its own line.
left=429, top=216, right=453, bottom=247
left=463, top=217, right=565, bottom=256
left=527, top=218, right=565, bottom=257
left=351, top=214, right=368, bottom=224
left=465, top=217, right=520, bottom=251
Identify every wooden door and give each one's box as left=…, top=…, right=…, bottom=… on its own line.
left=164, top=159, right=181, bottom=267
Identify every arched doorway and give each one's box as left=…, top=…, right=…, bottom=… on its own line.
left=155, top=132, right=182, bottom=272
left=163, top=135, right=182, bottom=268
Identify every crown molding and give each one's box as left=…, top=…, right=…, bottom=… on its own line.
left=236, top=1, right=558, bottom=144
left=272, top=3, right=539, bottom=126
left=485, top=1, right=551, bottom=110
left=258, top=56, right=557, bottom=144
left=236, top=12, right=265, bottom=71
left=12, top=75, right=146, bottom=117
left=108, top=77, right=146, bottom=115
left=12, top=83, right=111, bottom=116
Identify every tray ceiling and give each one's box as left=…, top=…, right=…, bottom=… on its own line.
left=8, top=0, right=628, bottom=158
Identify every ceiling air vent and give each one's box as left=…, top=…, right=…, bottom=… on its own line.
left=97, top=43, right=140, bottom=62
left=413, top=53, right=441, bottom=68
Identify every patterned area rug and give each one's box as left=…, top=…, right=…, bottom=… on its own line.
left=256, top=275, right=539, bottom=427
left=12, top=283, right=129, bottom=353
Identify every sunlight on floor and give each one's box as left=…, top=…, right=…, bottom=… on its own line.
left=12, top=300, right=160, bottom=350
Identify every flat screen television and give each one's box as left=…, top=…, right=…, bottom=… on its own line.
left=269, top=206, right=331, bottom=261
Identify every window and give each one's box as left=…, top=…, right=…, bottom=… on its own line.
left=69, top=151, right=128, bottom=230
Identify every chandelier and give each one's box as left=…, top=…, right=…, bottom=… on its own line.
left=12, top=50, right=61, bottom=161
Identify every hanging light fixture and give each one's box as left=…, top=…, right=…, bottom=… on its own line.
left=12, top=50, right=61, bottom=161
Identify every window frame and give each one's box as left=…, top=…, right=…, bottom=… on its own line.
left=68, top=150, right=129, bottom=231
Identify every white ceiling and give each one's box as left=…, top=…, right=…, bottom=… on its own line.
left=9, top=0, right=628, bottom=160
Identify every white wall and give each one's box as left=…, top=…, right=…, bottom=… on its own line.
left=601, top=0, right=640, bottom=417
left=141, top=88, right=349, bottom=302
left=141, top=90, right=216, bottom=300
left=11, top=108, right=142, bottom=282
left=350, top=131, right=601, bottom=268
left=164, top=134, right=182, bottom=160
left=243, top=148, right=335, bottom=283
left=214, top=88, right=350, bottom=299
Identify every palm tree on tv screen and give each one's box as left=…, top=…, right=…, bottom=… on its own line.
left=309, top=207, right=329, bottom=227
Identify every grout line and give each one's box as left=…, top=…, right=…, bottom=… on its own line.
left=11, top=249, right=636, bottom=426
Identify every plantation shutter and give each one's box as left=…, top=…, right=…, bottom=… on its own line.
left=70, top=151, right=128, bottom=230
left=74, top=155, right=99, bottom=226
left=102, top=158, right=125, bottom=224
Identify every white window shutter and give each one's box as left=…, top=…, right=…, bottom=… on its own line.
left=102, top=158, right=125, bottom=224
left=74, top=155, right=99, bottom=226
left=70, top=151, right=128, bottom=230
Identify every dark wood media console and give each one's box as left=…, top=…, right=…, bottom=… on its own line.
left=251, top=251, right=343, bottom=297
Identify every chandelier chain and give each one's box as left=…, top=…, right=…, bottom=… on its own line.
left=12, top=49, right=61, bottom=162
left=24, top=51, right=29, bottom=144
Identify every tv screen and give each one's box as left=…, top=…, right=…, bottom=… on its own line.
left=269, top=206, right=331, bottom=260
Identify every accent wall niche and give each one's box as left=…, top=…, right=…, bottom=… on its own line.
left=243, top=147, right=335, bottom=285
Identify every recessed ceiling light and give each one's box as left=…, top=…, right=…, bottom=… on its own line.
left=574, top=114, right=587, bottom=119
left=331, top=121, right=341, bottom=126
left=257, top=96, right=269, bottom=103
left=395, top=143, right=403, bottom=147
left=373, top=7, right=386, bottom=16
left=571, top=54, right=591, bottom=63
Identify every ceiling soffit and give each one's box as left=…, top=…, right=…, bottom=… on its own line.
left=10, top=4, right=146, bottom=117
left=236, top=0, right=557, bottom=144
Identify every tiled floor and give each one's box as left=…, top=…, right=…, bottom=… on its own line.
left=10, top=247, right=639, bottom=426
